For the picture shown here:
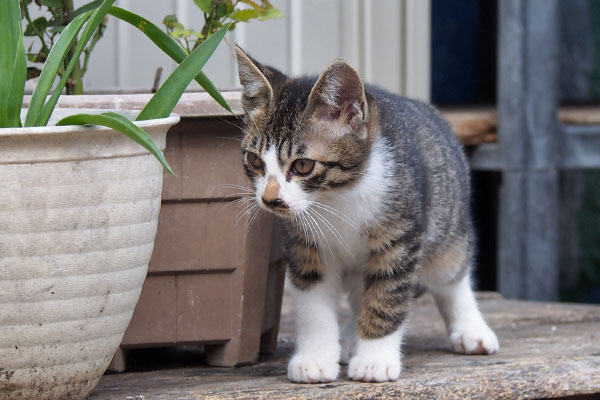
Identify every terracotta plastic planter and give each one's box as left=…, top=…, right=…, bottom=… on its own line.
left=0, top=109, right=178, bottom=399
left=114, top=115, right=284, bottom=368
left=37, top=92, right=286, bottom=369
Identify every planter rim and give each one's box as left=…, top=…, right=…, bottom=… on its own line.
left=0, top=109, right=180, bottom=138
left=23, top=91, right=244, bottom=118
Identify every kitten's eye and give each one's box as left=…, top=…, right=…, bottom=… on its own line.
left=291, top=159, right=315, bottom=176
left=247, top=152, right=264, bottom=170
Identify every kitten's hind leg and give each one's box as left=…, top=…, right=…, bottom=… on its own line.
left=421, top=242, right=499, bottom=355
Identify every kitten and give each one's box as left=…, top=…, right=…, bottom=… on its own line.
left=235, top=46, right=499, bottom=383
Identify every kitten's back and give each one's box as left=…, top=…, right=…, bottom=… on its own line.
left=367, top=85, right=473, bottom=258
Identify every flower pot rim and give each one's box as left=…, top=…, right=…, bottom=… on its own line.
left=23, top=91, right=245, bottom=118
left=0, top=108, right=180, bottom=138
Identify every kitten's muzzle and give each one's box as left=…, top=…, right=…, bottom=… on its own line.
left=262, top=197, right=289, bottom=212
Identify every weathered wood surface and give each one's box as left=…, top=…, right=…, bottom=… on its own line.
left=441, top=106, right=600, bottom=146
left=89, top=292, right=600, bottom=399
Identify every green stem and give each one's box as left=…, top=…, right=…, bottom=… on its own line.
left=22, top=2, right=50, bottom=58
left=81, top=24, right=105, bottom=77
left=62, top=0, right=84, bottom=94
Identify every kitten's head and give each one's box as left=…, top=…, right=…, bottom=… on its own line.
left=235, top=46, right=376, bottom=217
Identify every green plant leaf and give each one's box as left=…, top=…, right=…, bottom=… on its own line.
left=47, top=0, right=104, bottom=26
left=215, top=1, right=228, bottom=18
left=70, top=0, right=105, bottom=21
left=230, top=9, right=259, bottom=22
left=56, top=112, right=175, bottom=175
left=238, top=0, right=265, bottom=11
left=259, top=7, right=281, bottom=20
left=108, top=6, right=232, bottom=114
left=0, top=0, right=27, bottom=128
left=49, top=25, right=66, bottom=34
left=163, top=14, right=178, bottom=28
left=38, top=0, right=62, bottom=7
left=24, top=16, right=48, bottom=36
left=34, top=0, right=115, bottom=126
left=193, top=0, right=212, bottom=14
left=25, top=11, right=93, bottom=127
left=136, top=24, right=230, bottom=121
left=225, top=0, right=234, bottom=13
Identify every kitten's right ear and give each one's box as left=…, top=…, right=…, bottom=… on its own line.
left=305, top=60, right=368, bottom=138
left=235, top=46, right=273, bottom=118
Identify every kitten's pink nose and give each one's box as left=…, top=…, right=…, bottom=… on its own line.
left=262, top=177, right=280, bottom=203
left=262, top=177, right=287, bottom=209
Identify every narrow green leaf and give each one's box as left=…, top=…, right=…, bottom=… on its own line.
left=136, top=24, right=230, bottom=121
left=56, top=112, right=175, bottom=175
left=108, top=6, right=232, bottom=114
left=34, top=0, right=115, bottom=126
left=0, top=0, right=27, bottom=128
left=47, top=0, right=103, bottom=27
left=193, top=0, right=212, bottom=14
left=25, top=11, right=93, bottom=127
left=70, top=0, right=105, bottom=20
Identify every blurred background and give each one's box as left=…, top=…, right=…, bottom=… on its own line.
left=24, top=0, right=600, bottom=303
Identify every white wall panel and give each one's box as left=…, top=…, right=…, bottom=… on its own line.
left=295, top=0, right=343, bottom=76
left=84, top=9, right=119, bottom=90
left=368, top=0, right=403, bottom=93
left=115, top=0, right=177, bottom=91
left=235, top=0, right=290, bottom=78
left=24, top=0, right=430, bottom=99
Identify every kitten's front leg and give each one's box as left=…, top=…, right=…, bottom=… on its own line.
left=348, top=242, right=419, bottom=382
left=286, top=247, right=341, bottom=383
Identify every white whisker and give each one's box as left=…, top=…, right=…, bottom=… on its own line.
left=308, top=200, right=361, bottom=233
left=307, top=206, right=353, bottom=256
left=233, top=200, right=258, bottom=228
left=246, top=204, right=263, bottom=235
left=304, top=207, right=333, bottom=259
left=216, top=183, right=254, bottom=192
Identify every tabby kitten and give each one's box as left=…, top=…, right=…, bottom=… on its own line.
left=235, top=46, right=499, bottom=383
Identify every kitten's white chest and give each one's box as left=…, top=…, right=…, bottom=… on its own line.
left=311, top=139, right=390, bottom=271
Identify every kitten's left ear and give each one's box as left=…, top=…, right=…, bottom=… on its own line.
left=306, top=60, right=368, bottom=137
left=235, top=45, right=283, bottom=119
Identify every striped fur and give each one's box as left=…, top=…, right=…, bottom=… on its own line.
left=235, top=46, right=498, bottom=383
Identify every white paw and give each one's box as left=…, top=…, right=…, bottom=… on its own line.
left=449, top=322, right=499, bottom=355
left=287, top=354, right=340, bottom=383
left=347, top=354, right=401, bottom=382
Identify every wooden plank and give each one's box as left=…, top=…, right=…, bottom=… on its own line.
left=560, top=106, right=600, bottom=125
left=443, top=106, right=600, bottom=146
left=441, top=108, right=498, bottom=145
left=89, top=292, right=600, bottom=399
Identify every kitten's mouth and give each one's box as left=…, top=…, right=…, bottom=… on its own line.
left=269, top=207, right=291, bottom=217
left=261, top=199, right=291, bottom=217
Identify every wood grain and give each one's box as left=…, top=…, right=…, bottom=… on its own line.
left=89, top=292, right=600, bottom=399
